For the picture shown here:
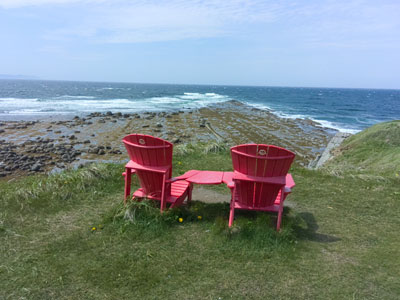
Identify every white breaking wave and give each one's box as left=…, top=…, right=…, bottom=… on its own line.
left=0, top=97, right=39, bottom=101
left=140, top=93, right=229, bottom=110
left=0, top=93, right=231, bottom=116
left=96, top=87, right=131, bottom=91
left=52, top=95, right=96, bottom=100
left=313, top=120, right=360, bottom=134
left=244, top=101, right=361, bottom=134
left=244, top=101, right=306, bottom=119
left=0, top=94, right=361, bottom=134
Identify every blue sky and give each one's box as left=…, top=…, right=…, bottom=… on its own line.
left=1, top=0, right=399, bottom=89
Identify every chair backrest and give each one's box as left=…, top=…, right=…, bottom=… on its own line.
left=123, top=134, right=173, bottom=197
left=231, top=144, right=295, bottom=208
left=123, top=134, right=173, bottom=167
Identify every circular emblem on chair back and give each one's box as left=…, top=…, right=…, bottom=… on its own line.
left=139, top=138, right=146, bottom=145
left=258, top=149, right=267, bottom=156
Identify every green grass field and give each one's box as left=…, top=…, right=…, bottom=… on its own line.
left=1, top=122, right=400, bottom=299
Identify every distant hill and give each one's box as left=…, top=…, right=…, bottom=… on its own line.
left=324, top=120, right=400, bottom=178
left=0, top=74, right=39, bottom=80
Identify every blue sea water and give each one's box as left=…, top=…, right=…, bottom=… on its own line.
left=0, top=79, right=399, bottom=133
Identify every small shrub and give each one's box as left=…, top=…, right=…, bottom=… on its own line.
left=203, top=141, right=228, bottom=154
left=174, top=143, right=195, bottom=156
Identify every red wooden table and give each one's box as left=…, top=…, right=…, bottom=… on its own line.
left=173, top=170, right=232, bottom=185
left=173, top=170, right=294, bottom=189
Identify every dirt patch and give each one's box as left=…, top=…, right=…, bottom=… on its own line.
left=191, top=187, right=230, bottom=203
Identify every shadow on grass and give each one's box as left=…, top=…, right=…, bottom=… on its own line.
left=293, top=212, right=341, bottom=243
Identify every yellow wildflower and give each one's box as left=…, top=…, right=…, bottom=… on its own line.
left=91, top=227, right=97, bottom=231
left=197, top=215, right=202, bottom=220
left=178, top=218, right=183, bottom=223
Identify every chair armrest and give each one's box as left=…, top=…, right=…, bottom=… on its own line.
left=166, top=177, right=188, bottom=184
left=227, top=172, right=293, bottom=191
left=166, top=170, right=200, bottom=183
left=227, top=181, right=234, bottom=189
left=222, top=172, right=234, bottom=189
left=227, top=182, right=291, bottom=192
left=125, top=160, right=170, bottom=173
left=122, top=169, right=136, bottom=177
left=285, top=174, right=295, bottom=189
left=233, top=171, right=286, bottom=185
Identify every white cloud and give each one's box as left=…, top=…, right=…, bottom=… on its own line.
left=2, top=0, right=400, bottom=46
left=0, top=0, right=83, bottom=8
left=41, top=1, right=285, bottom=43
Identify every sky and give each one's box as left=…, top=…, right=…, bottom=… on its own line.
left=0, top=0, right=399, bottom=89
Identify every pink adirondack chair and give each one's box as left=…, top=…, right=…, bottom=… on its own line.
left=122, top=134, right=192, bottom=212
left=229, top=144, right=295, bottom=231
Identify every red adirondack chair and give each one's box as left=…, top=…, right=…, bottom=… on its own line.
left=229, top=144, right=295, bottom=231
left=122, top=134, right=192, bottom=212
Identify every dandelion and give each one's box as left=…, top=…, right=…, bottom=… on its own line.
left=178, top=161, right=182, bottom=165
left=197, top=215, right=202, bottom=220
left=91, top=227, right=97, bottom=231
left=178, top=218, right=183, bottom=223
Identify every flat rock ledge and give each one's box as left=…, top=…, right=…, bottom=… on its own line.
left=309, top=132, right=352, bottom=169
left=0, top=102, right=335, bottom=179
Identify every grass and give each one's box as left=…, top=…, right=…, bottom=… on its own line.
left=324, top=120, right=400, bottom=178
left=1, top=126, right=400, bottom=299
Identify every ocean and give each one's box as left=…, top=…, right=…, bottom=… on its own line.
left=0, top=79, right=399, bottom=134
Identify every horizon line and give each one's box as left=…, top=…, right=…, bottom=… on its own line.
left=0, top=77, right=399, bottom=91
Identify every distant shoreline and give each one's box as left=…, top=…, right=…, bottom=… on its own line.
left=0, top=101, right=334, bottom=179
left=0, top=98, right=359, bottom=134
left=1, top=79, right=399, bottom=134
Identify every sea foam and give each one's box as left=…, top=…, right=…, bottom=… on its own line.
left=244, top=101, right=361, bottom=134
left=0, top=93, right=231, bottom=116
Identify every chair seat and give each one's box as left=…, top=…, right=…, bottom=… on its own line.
left=234, top=202, right=280, bottom=213
left=132, top=180, right=190, bottom=204
left=232, top=189, right=283, bottom=213
left=170, top=180, right=190, bottom=198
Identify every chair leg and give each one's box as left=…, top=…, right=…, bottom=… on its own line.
left=228, top=189, right=235, bottom=227
left=276, top=187, right=285, bottom=231
left=187, top=183, right=193, bottom=206
left=229, top=203, right=235, bottom=227
left=124, top=168, right=132, bottom=205
left=160, top=174, right=167, bottom=213
left=276, top=209, right=283, bottom=231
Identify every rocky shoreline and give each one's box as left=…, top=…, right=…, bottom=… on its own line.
left=0, top=101, right=335, bottom=179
